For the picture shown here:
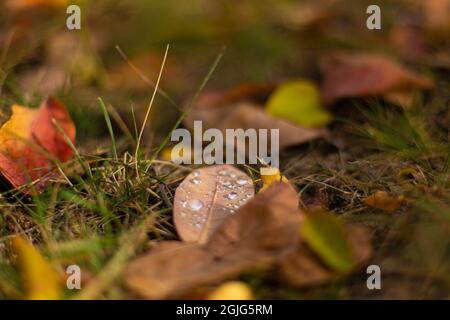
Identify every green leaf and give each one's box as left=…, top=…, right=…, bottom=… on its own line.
left=265, top=80, right=332, bottom=127
left=301, top=211, right=354, bottom=273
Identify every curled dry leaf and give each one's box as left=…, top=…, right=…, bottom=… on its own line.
left=173, top=165, right=255, bottom=243
left=363, top=190, right=405, bottom=212
left=125, top=182, right=302, bottom=299
left=321, top=52, right=434, bottom=106
left=184, top=84, right=328, bottom=149
left=0, top=98, right=75, bottom=191
left=11, top=236, right=61, bottom=300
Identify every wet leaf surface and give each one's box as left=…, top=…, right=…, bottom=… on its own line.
left=173, top=165, right=255, bottom=243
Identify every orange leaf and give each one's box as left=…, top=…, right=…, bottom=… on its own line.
left=363, top=191, right=405, bottom=212
left=11, top=236, right=61, bottom=300
left=0, top=98, right=75, bottom=191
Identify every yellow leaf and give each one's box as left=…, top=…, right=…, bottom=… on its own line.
left=260, top=167, right=288, bottom=191
left=301, top=211, right=355, bottom=273
left=11, top=236, right=61, bottom=300
left=208, top=281, right=254, bottom=300
left=265, top=80, right=332, bottom=128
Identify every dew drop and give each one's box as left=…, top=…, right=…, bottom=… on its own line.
left=190, top=178, right=201, bottom=185
left=236, top=178, right=248, bottom=185
left=218, top=170, right=229, bottom=176
left=226, top=192, right=238, bottom=200
left=192, top=171, right=200, bottom=177
left=186, top=199, right=204, bottom=211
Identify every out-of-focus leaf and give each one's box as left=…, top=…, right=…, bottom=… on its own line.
left=173, top=165, right=255, bottom=243
left=0, top=98, right=75, bottom=191
left=207, top=281, right=254, bottom=300
left=6, top=0, right=68, bottom=10
left=185, top=84, right=329, bottom=149
left=11, top=236, right=61, bottom=300
left=363, top=191, right=405, bottom=212
left=280, top=223, right=371, bottom=287
left=321, top=52, right=434, bottom=106
left=300, top=210, right=354, bottom=273
left=266, top=80, right=332, bottom=128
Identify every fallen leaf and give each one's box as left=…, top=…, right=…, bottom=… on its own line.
left=126, top=181, right=372, bottom=299
left=300, top=210, right=354, bottom=273
left=363, top=191, right=405, bottom=212
left=125, top=182, right=301, bottom=299
left=280, top=223, right=372, bottom=287
left=265, top=80, right=332, bottom=128
left=173, top=165, right=255, bottom=243
left=0, top=98, right=76, bottom=191
left=320, top=52, right=434, bottom=106
left=11, top=236, right=61, bottom=300
left=205, top=181, right=301, bottom=259
left=207, top=281, right=254, bottom=300
left=185, top=84, right=329, bottom=149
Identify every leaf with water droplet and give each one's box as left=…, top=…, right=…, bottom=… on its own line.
left=173, top=165, right=255, bottom=243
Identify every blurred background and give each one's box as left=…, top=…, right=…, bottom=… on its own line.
left=0, top=0, right=448, bottom=145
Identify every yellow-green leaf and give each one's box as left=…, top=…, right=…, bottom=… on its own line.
left=300, top=211, right=354, bottom=273
left=11, top=236, right=61, bottom=300
left=265, top=80, right=332, bottom=128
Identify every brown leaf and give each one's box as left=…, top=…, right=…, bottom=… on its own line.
left=206, top=181, right=301, bottom=259
left=363, top=191, right=405, bottom=212
left=173, top=165, right=255, bottom=243
left=125, top=182, right=301, bottom=299
left=321, top=52, right=434, bottom=105
left=126, top=181, right=372, bottom=299
left=185, top=84, right=328, bottom=149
